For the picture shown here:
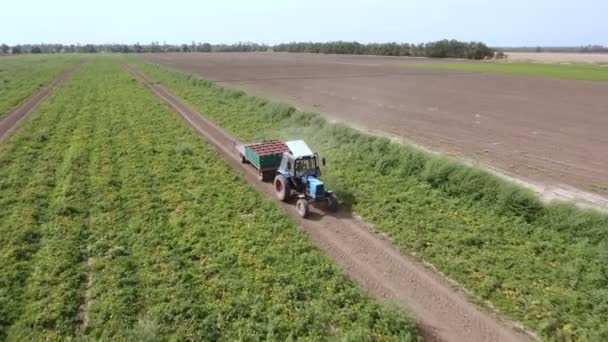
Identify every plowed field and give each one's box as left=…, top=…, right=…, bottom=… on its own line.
left=140, top=52, right=608, bottom=207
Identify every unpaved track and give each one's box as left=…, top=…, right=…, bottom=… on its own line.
left=0, top=64, right=82, bottom=142
left=126, top=63, right=536, bottom=342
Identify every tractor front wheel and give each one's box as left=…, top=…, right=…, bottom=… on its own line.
left=296, top=199, right=309, bottom=218
left=326, top=193, right=338, bottom=212
left=274, top=175, right=290, bottom=201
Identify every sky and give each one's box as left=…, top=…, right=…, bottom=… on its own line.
left=2, top=0, right=607, bottom=47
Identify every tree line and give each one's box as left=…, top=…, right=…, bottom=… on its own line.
left=1, top=40, right=501, bottom=59
left=0, top=42, right=269, bottom=55
left=274, top=40, right=499, bottom=59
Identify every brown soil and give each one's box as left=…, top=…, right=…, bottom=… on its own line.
left=126, top=63, right=536, bottom=342
left=0, top=64, right=81, bottom=142
left=79, top=257, right=94, bottom=331
left=140, top=53, right=608, bottom=208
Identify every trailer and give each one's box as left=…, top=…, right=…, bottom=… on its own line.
left=236, top=140, right=289, bottom=181
left=237, top=140, right=338, bottom=218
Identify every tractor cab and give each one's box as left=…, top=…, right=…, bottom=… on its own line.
left=279, top=152, right=322, bottom=178
left=278, top=153, right=323, bottom=196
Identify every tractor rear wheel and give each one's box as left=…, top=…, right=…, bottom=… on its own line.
left=274, top=175, right=290, bottom=201
left=296, top=198, right=309, bottom=218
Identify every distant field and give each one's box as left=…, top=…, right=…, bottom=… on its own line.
left=506, top=52, right=608, bottom=64
left=405, top=62, right=608, bottom=81
left=0, top=55, right=81, bottom=117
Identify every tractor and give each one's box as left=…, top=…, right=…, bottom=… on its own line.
left=237, top=140, right=338, bottom=218
left=273, top=140, right=338, bottom=217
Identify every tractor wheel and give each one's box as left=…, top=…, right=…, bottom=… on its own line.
left=274, top=175, right=290, bottom=201
left=296, top=199, right=309, bottom=218
left=326, top=193, right=338, bottom=212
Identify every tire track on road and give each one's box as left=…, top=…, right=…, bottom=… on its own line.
left=0, top=64, right=82, bottom=143
left=124, top=62, right=537, bottom=342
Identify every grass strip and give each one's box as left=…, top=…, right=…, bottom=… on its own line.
left=402, top=62, right=608, bottom=81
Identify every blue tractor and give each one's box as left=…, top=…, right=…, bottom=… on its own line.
left=273, top=140, right=338, bottom=218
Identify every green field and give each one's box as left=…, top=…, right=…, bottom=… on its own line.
left=0, top=55, right=81, bottom=117
left=404, top=62, right=608, bottom=81
left=131, top=58, right=608, bottom=341
left=0, top=58, right=418, bottom=340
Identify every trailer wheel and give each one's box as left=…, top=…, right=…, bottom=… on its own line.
left=296, top=199, right=309, bottom=218
left=326, top=193, right=338, bottom=212
left=240, top=154, right=248, bottom=163
left=258, top=171, right=266, bottom=182
left=274, top=175, right=290, bottom=201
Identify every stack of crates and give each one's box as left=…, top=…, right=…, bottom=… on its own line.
left=244, top=140, right=289, bottom=170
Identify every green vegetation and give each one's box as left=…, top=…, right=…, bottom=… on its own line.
left=131, top=58, right=608, bottom=341
left=405, top=62, right=608, bottom=81
left=0, top=54, right=81, bottom=117
left=2, top=39, right=495, bottom=59
left=0, top=57, right=418, bottom=340
left=275, top=40, right=496, bottom=59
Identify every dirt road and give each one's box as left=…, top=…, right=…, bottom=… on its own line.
left=140, top=53, right=608, bottom=208
left=126, top=63, right=536, bottom=342
left=0, top=64, right=81, bottom=143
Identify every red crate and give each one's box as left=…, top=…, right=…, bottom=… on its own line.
left=247, top=140, right=289, bottom=156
